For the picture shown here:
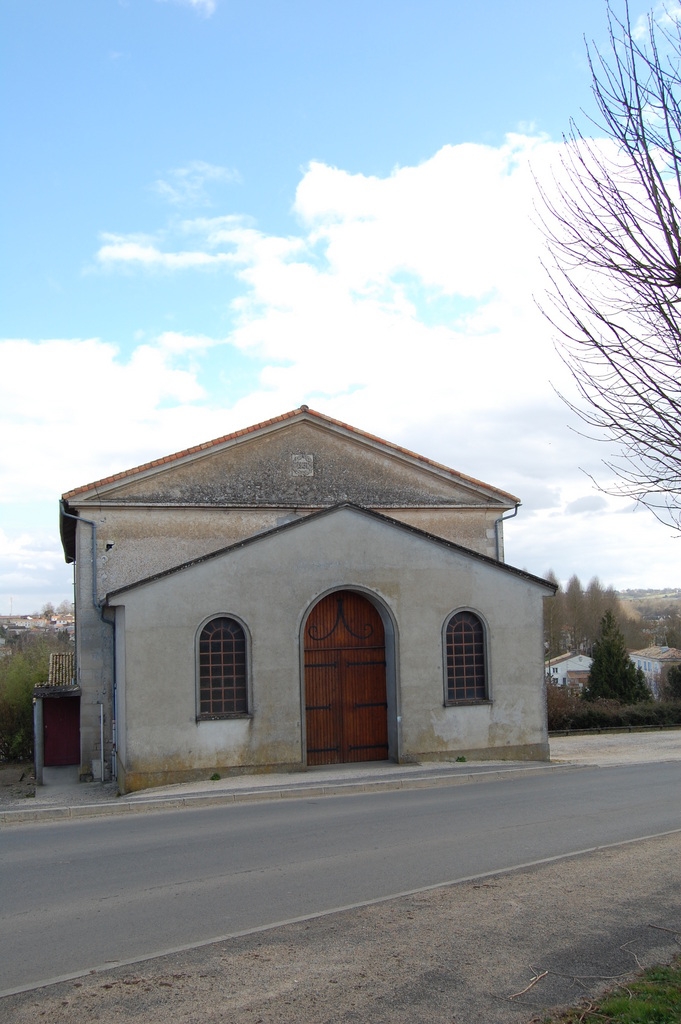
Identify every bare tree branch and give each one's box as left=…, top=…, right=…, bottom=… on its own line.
left=538, top=1, right=681, bottom=530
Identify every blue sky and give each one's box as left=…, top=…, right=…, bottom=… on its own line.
left=2, top=0, right=680, bottom=613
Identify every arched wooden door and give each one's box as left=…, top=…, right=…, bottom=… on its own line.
left=304, top=591, right=388, bottom=765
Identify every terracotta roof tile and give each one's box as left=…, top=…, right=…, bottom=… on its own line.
left=47, top=652, right=75, bottom=687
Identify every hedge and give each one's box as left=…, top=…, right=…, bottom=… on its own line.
left=546, top=682, right=681, bottom=732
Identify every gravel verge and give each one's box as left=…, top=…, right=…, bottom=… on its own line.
left=549, top=727, right=681, bottom=765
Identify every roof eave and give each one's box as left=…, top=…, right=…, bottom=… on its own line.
left=59, top=500, right=77, bottom=564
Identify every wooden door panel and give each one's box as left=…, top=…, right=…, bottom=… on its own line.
left=304, top=591, right=388, bottom=766
left=305, top=591, right=384, bottom=650
left=43, top=696, right=80, bottom=766
left=343, top=653, right=389, bottom=762
left=305, top=658, right=341, bottom=765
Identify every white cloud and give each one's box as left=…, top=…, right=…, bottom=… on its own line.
left=3, top=133, right=680, bottom=607
left=565, top=495, right=609, bottom=515
left=152, top=161, right=240, bottom=206
left=294, top=135, right=552, bottom=300
left=156, top=330, right=219, bottom=354
left=631, top=5, right=681, bottom=43
left=184, top=0, right=216, bottom=14
left=210, top=136, right=582, bottom=454
left=0, top=335, right=236, bottom=502
left=632, top=13, right=650, bottom=41
left=654, top=3, right=681, bottom=29
left=0, top=525, right=73, bottom=613
left=85, top=135, right=626, bottom=497
left=156, top=0, right=217, bottom=17
left=98, top=136, right=565, bottom=418
left=507, top=502, right=680, bottom=591
left=96, top=234, right=236, bottom=269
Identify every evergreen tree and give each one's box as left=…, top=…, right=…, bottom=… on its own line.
left=663, top=664, right=681, bottom=702
left=583, top=611, right=650, bottom=703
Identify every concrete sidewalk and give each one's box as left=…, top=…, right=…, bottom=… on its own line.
left=4, top=727, right=680, bottom=825
left=1, top=758, right=579, bottom=824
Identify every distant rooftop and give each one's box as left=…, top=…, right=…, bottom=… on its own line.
left=629, top=645, right=681, bottom=662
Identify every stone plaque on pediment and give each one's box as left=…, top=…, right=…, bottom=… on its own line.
left=290, top=453, right=314, bottom=477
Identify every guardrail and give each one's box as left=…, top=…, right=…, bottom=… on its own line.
left=549, top=724, right=681, bottom=737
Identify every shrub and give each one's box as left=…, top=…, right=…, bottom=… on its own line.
left=0, top=636, right=71, bottom=761
left=546, top=681, right=583, bottom=731
left=547, top=681, right=681, bottom=731
left=660, top=664, right=681, bottom=702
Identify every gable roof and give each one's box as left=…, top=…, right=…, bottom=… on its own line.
left=106, top=502, right=555, bottom=601
left=546, top=653, right=592, bottom=669
left=34, top=651, right=79, bottom=698
left=629, top=646, right=681, bottom=663
left=62, top=406, right=519, bottom=505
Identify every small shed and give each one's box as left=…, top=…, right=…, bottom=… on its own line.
left=34, top=652, right=80, bottom=784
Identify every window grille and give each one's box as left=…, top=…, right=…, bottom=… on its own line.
left=445, top=611, right=486, bottom=702
left=198, top=617, right=247, bottom=718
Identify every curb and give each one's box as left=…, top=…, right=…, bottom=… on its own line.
left=0, top=762, right=586, bottom=825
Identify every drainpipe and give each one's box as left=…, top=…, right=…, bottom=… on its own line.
left=494, top=503, right=520, bottom=561
left=34, top=697, right=44, bottom=786
left=60, top=501, right=101, bottom=614
left=99, top=702, right=104, bottom=785
left=111, top=698, right=117, bottom=781
left=59, top=501, right=116, bottom=783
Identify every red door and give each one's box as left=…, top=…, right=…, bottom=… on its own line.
left=304, top=591, right=388, bottom=766
left=43, top=696, right=81, bottom=766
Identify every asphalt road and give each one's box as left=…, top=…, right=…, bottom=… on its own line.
left=2, top=761, right=680, bottom=995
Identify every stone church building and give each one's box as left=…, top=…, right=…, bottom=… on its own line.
left=58, top=406, right=554, bottom=793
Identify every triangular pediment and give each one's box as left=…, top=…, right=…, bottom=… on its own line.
left=63, top=407, right=517, bottom=510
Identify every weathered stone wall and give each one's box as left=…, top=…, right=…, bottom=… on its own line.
left=108, top=507, right=550, bottom=792
left=75, top=503, right=503, bottom=607
left=90, top=508, right=289, bottom=599
left=386, top=508, right=500, bottom=558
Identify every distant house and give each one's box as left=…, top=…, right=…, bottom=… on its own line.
left=629, top=646, right=681, bottom=697
left=59, top=406, right=556, bottom=793
left=546, top=653, right=593, bottom=689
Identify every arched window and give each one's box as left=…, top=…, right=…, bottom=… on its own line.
left=197, top=617, right=248, bottom=719
left=445, top=611, right=487, bottom=703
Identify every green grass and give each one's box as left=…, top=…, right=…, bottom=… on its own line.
left=545, top=956, right=681, bottom=1023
